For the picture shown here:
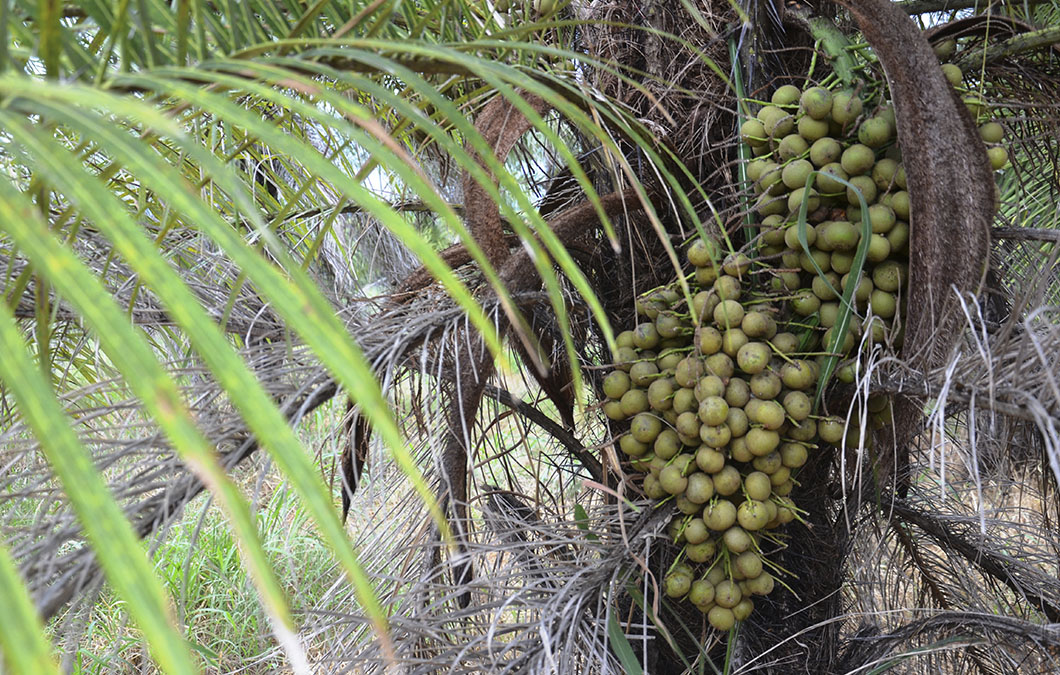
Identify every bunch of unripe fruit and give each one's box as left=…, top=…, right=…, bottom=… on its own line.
left=743, top=74, right=1003, bottom=379
left=745, top=83, right=911, bottom=377
left=600, top=70, right=1006, bottom=631
left=601, top=246, right=859, bottom=631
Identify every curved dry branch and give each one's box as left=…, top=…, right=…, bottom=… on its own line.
left=890, top=499, right=1060, bottom=623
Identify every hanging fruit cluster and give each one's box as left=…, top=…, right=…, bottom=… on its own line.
left=601, top=247, right=855, bottom=631
left=599, top=61, right=1005, bottom=631
left=743, top=83, right=911, bottom=379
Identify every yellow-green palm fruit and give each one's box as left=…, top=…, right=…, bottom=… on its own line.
left=798, top=115, right=831, bottom=142
left=816, top=162, right=849, bottom=194
left=830, top=250, right=854, bottom=275
left=708, top=606, right=736, bottom=630
left=741, top=118, right=769, bottom=146
left=878, top=106, right=897, bottom=135
left=758, top=106, right=794, bottom=139
left=788, top=186, right=820, bottom=214
left=933, top=38, right=957, bottom=60
left=841, top=144, right=876, bottom=176
left=800, top=87, right=833, bottom=120
left=777, top=133, right=810, bottom=162
left=782, top=159, right=815, bottom=190
left=831, top=90, right=863, bottom=127
left=872, top=260, right=907, bottom=293
left=987, top=146, right=1009, bottom=170
left=941, top=63, right=963, bottom=87
left=746, top=157, right=771, bottom=183
left=771, top=84, right=802, bottom=107
left=890, top=191, right=910, bottom=220
left=865, top=233, right=892, bottom=263
left=979, top=121, right=1004, bottom=144
left=846, top=175, right=878, bottom=206
left=871, top=158, right=899, bottom=192
left=858, top=117, right=892, bottom=148
left=867, top=204, right=896, bottom=233
left=810, top=137, right=843, bottom=168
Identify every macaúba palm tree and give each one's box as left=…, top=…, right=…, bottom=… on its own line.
left=1, top=0, right=1059, bottom=673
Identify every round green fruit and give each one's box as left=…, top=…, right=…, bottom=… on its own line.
left=817, top=416, right=846, bottom=444
left=689, top=578, right=716, bottom=606
left=620, top=389, right=649, bottom=416
left=713, top=299, right=745, bottom=328
left=987, top=146, right=1009, bottom=170
left=777, top=134, right=810, bottom=162
left=810, top=137, right=842, bottom=168
left=782, top=159, right=815, bottom=190
left=933, top=38, right=957, bottom=60
left=798, top=115, right=830, bottom=142
left=664, top=571, right=691, bottom=598
left=746, top=572, right=775, bottom=596
left=979, top=121, right=1004, bottom=144
left=696, top=445, right=726, bottom=473
left=817, top=162, right=849, bottom=194
left=737, top=500, right=771, bottom=531
left=831, top=91, right=863, bottom=126
left=722, top=526, right=753, bottom=553
left=846, top=175, right=878, bottom=206
left=654, top=429, right=682, bottom=459
left=686, top=472, right=716, bottom=504
left=772, top=84, right=802, bottom=107
left=788, top=187, right=820, bottom=214
left=734, top=551, right=764, bottom=579
left=758, top=106, right=794, bottom=139
left=683, top=517, right=710, bottom=544
left=725, top=379, right=752, bottom=409
left=858, top=117, right=892, bottom=148
left=941, top=63, right=963, bottom=87
left=619, top=434, right=648, bottom=457
left=841, top=144, right=876, bottom=176
left=800, top=87, right=833, bottom=120
left=745, top=427, right=780, bottom=456
left=698, top=396, right=730, bottom=426
left=750, top=371, right=782, bottom=400
left=742, top=311, right=777, bottom=339
left=722, top=253, right=753, bottom=278
left=630, top=413, right=662, bottom=443
left=708, top=606, right=736, bottom=630
left=633, top=322, right=659, bottom=349
left=686, top=539, right=717, bottom=563
left=703, top=499, right=737, bottom=531
left=740, top=118, right=768, bottom=146
left=783, top=390, right=811, bottom=421
left=737, top=341, right=772, bottom=375
left=603, top=370, right=631, bottom=399
left=780, top=442, right=809, bottom=469
left=744, top=471, right=772, bottom=501
left=713, top=465, right=742, bottom=496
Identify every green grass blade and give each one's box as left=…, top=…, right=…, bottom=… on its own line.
left=796, top=171, right=873, bottom=409
left=0, top=278, right=196, bottom=674
left=607, top=611, right=645, bottom=675
left=0, top=542, right=59, bottom=674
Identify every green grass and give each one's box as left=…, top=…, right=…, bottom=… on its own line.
left=58, top=404, right=348, bottom=675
